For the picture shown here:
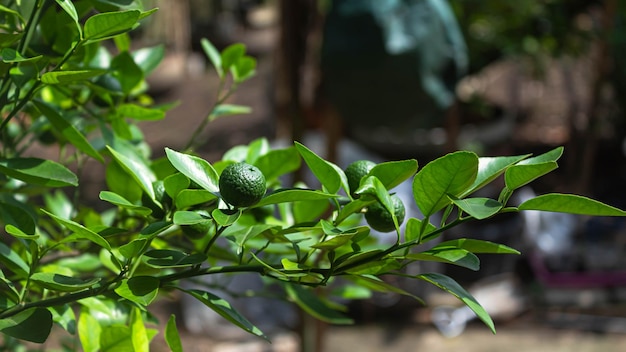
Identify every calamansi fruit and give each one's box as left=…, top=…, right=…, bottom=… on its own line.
left=365, top=194, right=405, bottom=233
left=219, top=162, right=266, bottom=207
left=345, top=160, right=376, bottom=196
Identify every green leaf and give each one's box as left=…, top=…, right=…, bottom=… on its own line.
left=34, top=100, right=103, bottom=162
left=0, top=200, right=36, bottom=236
left=254, top=146, right=301, bottom=181
left=30, top=273, right=100, bottom=292
left=412, top=151, right=478, bottom=216
left=174, top=189, right=218, bottom=209
left=504, top=162, right=558, bottom=190
left=116, top=104, right=165, bottom=121
left=246, top=137, right=269, bottom=165
left=369, top=159, right=418, bottom=190
left=132, top=45, right=164, bottom=75
left=0, top=308, right=52, bottom=343
left=106, top=158, right=142, bottom=202
left=232, top=56, right=256, bottom=82
left=209, top=104, right=251, bottom=121
left=0, top=241, right=30, bottom=278
left=143, top=250, right=206, bottom=268
left=78, top=311, right=101, bottom=352
left=284, top=283, right=353, bottom=325
left=518, top=146, right=564, bottom=165
left=0, top=157, right=78, bottom=187
left=5, top=224, right=38, bottom=240
left=84, top=10, right=141, bottom=41
left=114, top=276, right=159, bottom=307
left=349, top=275, right=424, bottom=303
left=99, top=191, right=152, bottom=216
left=100, top=325, right=133, bottom=352
left=416, top=273, right=495, bottom=333
left=54, top=0, right=80, bottom=34
left=450, top=197, right=502, bottom=220
left=173, top=211, right=210, bottom=225
left=201, top=38, right=223, bottom=78
left=107, top=146, right=156, bottom=199
left=404, top=217, right=437, bottom=243
left=436, top=238, right=520, bottom=255
left=119, top=238, right=148, bottom=259
left=254, top=188, right=337, bottom=207
left=223, top=224, right=277, bottom=256
left=407, top=248, right=480, bottom=271
left=50, top=305, right=76, bottom=335
left=130, top=308, right=149, bottom=352
left=221, top=43, right=246, bottom=72
left=1, top=48, right=42, bottom=63
left=334, top=199, right=374, bottom=225
left=519, top=193, right=626, bottom=216
left=295, top=142, right=347, bottom=194
left=165, top=315, right=183, bottom=352
left=311, top=233, right=355, bottom=250
left=179, top=288, right=269, bottom=340
left=165, top=148, right=219, bottom=193
left=41, top=69, right=107, bottom=84
left=462, top=154, right=530, bottom=196
left=42, top=209, right=112, bottom=252
left=111, top=51, right=143, bottom=94
left=212, top=208, right=241, bottom=226
left=355, top=176, right=400, bottom=233
left=163, top=173, right=190, bottom=199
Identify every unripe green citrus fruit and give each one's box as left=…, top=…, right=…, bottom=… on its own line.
left=219, top=162, right=266, bottom=207
left=345, top=160, right=376, bottom=196
left=365, top=194, right=405, bottom=233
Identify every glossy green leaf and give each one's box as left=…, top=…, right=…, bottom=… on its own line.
left=99, top=191, right=152, bottom=215
left=49, top=305, right=76, bottom=335
left=78, top=311, right=101, bottom=352
left=246, top=138, right=269, bottom=165
left=130, top=308, right=149, bottom=352
left=0, top=157, right=77, bottom=187
left=163, top=173, right=190, bottom=199
left=41, top=69, right=107, bottom=84
left=143, top=249, right=207, bottom=268
left=34, top=100, right=104, bottom=162
left=368, top=159, right=418, bottom=190
left=254, top=146, right=301, bottom=181
left=295, top=142, right=347, bottom=194
left=0, top=241, right=30, bottom=278
left=107, top=146, right=156, bottom=199
left=232, top=56, right=256, bottom=82
left=407, top=248, right=480, bottom=271
left=436, top=238, right=520, bottom=255
left=212, top=208, right=241, bottom=226
left=173, top=211, right=210, bottom=225
left=223, top=224, right=277, bottom=256
left=54, top=0, right=80, bottom=34
left=334, top=249, right=384, bottom=271
left=209, top=104, right=251, bottom=121
left=111, top=51, right=143, bottom=93
left=43, top=210, right=112, bottom=251
left=165, top=315, right=183, bottom=352
left=284, top=283, right=353, bottom=325
left=132, top=44, right=164, bottom=75
left=404, top=217, right=437, bottom=243
left=174, top=189, right=218, bottom=209
left=450, top=197, right=502, bottom=220
left=221, top=43, right=246, bottom=72
left=114, top=276, right=159, bottom=306
left=119, top=238, right=148, bottom=259
left=0, top=307, right=53, bottom=343
left=253, top=188, right=337, bottom=207
left=356, top=176, right=400, bottom=233
left=165, top=148, right=219, bottom=193
left=0, top=200, right=36, bottom=236
left=518, top=146, right=564, bottom=165
left=519, top=193, right=626, bottom=216
left=0, top=271, right=20, bottom=303
left=201, top=38, right=223, bottom=77
left=417, top=273, right=495, bottom=333
left=30, top=273, right=100, bottom=292
left=84, top=10, right=141, bottom=41
left=311, top=233, right=355, bottom=250
left=100, top=325, right=133, bottom=352
left=293, top=199, right=329, bottom=223
left=0, top=48, right=42, bottom=63
left=349, top=275, right=423, bottom=303
left=334, top=198, right=374, bottom=225
left=116, top=104, right=165, bottom=121
left=413, top=151, right=478, bottom=216
left=504, top=162, right=558, bottom=190
left=462, top=154, right=530, bottom=196
left=43, top=189, right=73, bottom=220
left=180, top=288, right=269, bottom=340
left=106, top=159, right=142, bottom=202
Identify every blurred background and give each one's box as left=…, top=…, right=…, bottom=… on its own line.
left=131, top=0, right=626, bottom=351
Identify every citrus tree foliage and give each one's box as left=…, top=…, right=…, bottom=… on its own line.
left=1, top=1, right=625, bottom=350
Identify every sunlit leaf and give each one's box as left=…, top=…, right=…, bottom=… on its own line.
left=165, top=148, right=219, bottom=193
left=519, top=193, right=626, bottom=216
left=0, top=157, right=77, bottom=187
left=30, top=273, right=100, bottom=292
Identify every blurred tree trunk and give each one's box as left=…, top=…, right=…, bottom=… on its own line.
left=143, top=0, right=191, bottom=53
